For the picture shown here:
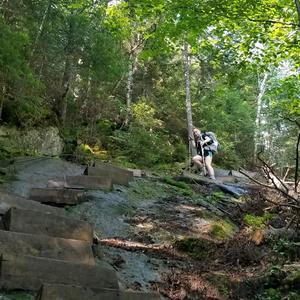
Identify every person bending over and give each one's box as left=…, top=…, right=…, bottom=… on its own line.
left=192, top=127, right=216, bottom=180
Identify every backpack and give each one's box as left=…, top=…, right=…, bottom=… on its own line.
left=205, top=132, right=219, bottom=153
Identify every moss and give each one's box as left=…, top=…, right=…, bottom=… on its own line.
left=173, top=237, right=216, bottom=260
left=162, top=177, right=194, bottom=197
left=163, top=177, right=190, bottom=189
left=211, top=191, right=225, bottom=199
left=210, top=219, right=236, bottom=240
left=244, top=213, right=273, bottom=229
left=150, top=162, right=186, bottom=176
left=195, top=210, right=217, bottom=220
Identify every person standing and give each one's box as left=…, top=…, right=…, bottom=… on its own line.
left=192, top=127, right=216, bottom=180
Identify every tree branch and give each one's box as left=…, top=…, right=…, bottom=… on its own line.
left=247, top=18, right=299, bottom=28
left=239, top=169, right=275, bottom=189
left=258, top=152, right=290, bottom=193
left=264, top=196, right=300, bottom=210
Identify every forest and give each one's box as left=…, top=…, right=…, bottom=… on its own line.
left=0, top=0, right=298, bottom=172
left=0, top=0, right=300, bottom=299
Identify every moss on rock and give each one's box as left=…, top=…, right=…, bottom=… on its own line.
left=174, top=237, right=217, bottom=260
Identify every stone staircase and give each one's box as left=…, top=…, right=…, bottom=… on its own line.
left=0, top=162, right=160, bottom=299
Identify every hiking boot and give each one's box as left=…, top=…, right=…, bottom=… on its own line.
left=209, top=176, right=216, bottom=180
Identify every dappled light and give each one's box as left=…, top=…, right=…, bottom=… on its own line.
left=0, top=0, right=299, bottom=298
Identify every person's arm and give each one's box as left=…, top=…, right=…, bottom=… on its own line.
left=200, top=134, right=212, bottom=146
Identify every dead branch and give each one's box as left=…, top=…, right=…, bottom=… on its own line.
left=263, top=194, right=300, bottom=210
left=283, top=167, right=290, bottom=181
left=239, top=168, right=275, bottom=189
left=257, top=153, right=299, bottom=203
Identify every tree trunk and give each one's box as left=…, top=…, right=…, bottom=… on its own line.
left=31, top=0, right=52, bottom=57
left=59, top=55, right=73, bottom=125
left=0, top=85, right=5, bottom=121
left=125, top=51, right=138, bottom=126
left=57, top=18, right=75, bottom=125
left=183, top=42, right=197, bottom=157
left=253, top=72, right=268, bottom=163
left=294, top=0, right=300, bottom=26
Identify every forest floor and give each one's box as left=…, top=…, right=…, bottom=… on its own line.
left=0, top=158, right=299, bottom=300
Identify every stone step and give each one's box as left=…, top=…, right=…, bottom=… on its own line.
left=29, top=188, right=87, bottom=205
left=0, top=254, right=118, bottom=291
left=85, top=163, right=133, bottom=186
left=0, top=191, right=65, bottom=216
left=66, top=176, right=113, bottom=190
left=37, top=284, right=161, bottom=300
left=0, top=230, right=95, bottom=265
left=2, top=207, right=94, bottom=243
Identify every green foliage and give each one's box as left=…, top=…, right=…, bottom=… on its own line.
left=0, top=17, right=30, bottom=80
left=113, top=125, right=186, bottom=167
left=132, top=100, right=163, bottom=129
left=244, top=213, right=273, bottom=229
left=0, top=17, right=49, bottom=127
left=255, top=266, right=300, bottom=300
left=273, top=239, right=300, bottom=261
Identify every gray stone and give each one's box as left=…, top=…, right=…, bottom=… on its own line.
left=3, top=207, right=94, bottom=243
left=29, top=188, right=87, bottom=205
left=66, top=176, right=113, bottom=190
left=214, top=168, right=230, bottom=177
left=229, top=170, right=257, bottom=179
left=37, top=284, right=161, bottom=300
left=0, top=254, right=118, bottom=291
left=0, top=230, right=95, bottom=265
left=86, top=164, right=133, bottom=186
left=0, top=191, right=65, bottom=216
left=22, top=127, right=63, bottom=156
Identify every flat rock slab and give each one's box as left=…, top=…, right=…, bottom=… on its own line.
left=66, top=176, right=113, bottom=190
left=86, top=163, right=133, bottom=186
left=214, top=168, right=231, bottom=177
left=0, top=191, right=65, bottom=216
left=3, top=207, right=94, bottom=243
left=0, top=254, right=118, bottom=291
left=29, top=188, right=87, bottom=205
left=0, top=230, right=95, bottom=265
left=229, top=170, right=257, bottom=179
left=37, top=284, right=161, bottom=300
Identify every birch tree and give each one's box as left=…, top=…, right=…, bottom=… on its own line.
left=253, top=72, right=268, bottom=163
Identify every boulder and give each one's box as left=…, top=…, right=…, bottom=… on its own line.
left=21, top=127, right=63, bottom=156
left=3, top=207, right=94, bottom=243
